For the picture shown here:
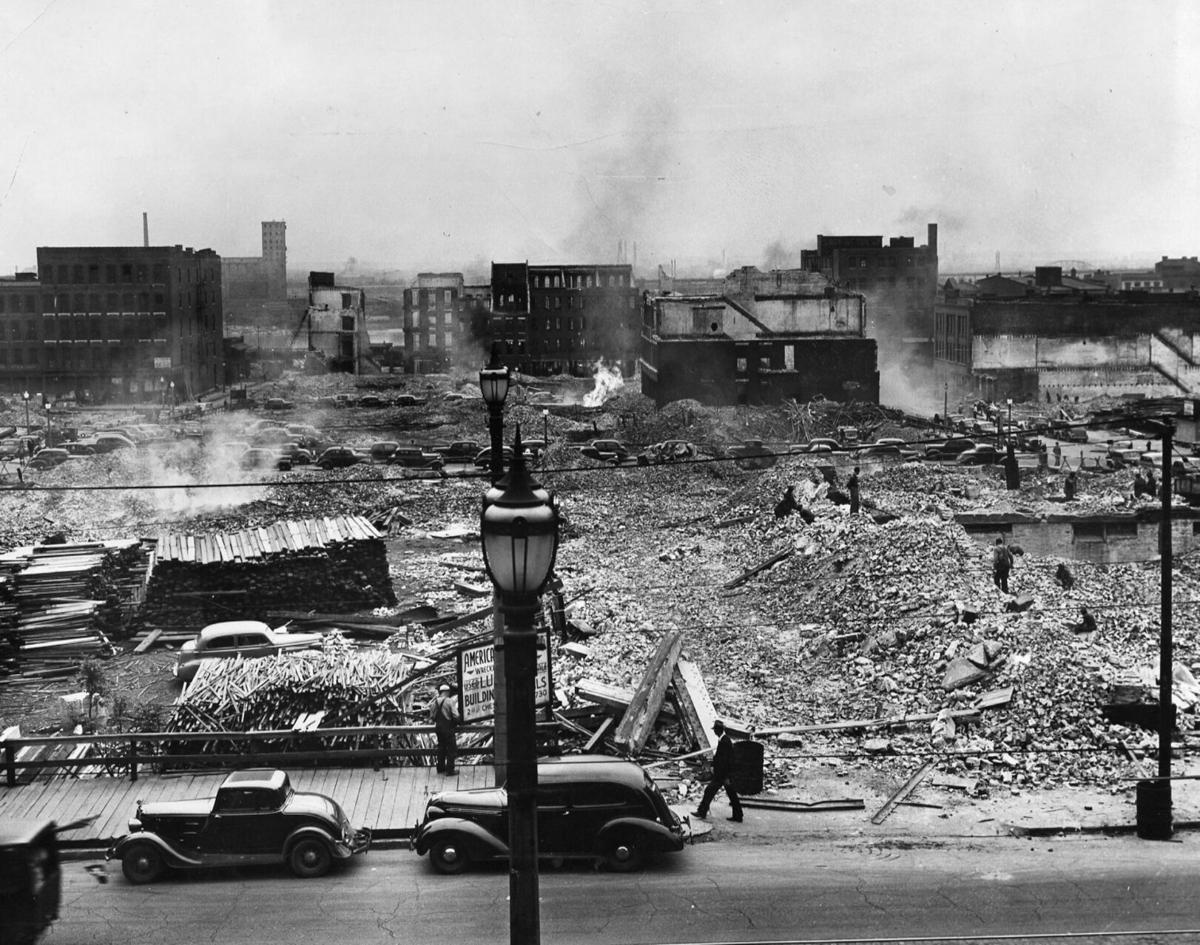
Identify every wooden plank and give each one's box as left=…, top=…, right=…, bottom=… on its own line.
left=583, top=717, right=614, bottom=752
left=723, top=547, right=793, bottom=590
left=870, top=759, right=936, bottom=825
left=757, top=709, right=980, bottom=737
left=672, top=658, right=719, bottom=753
left=613, top=630, right=684, bottom=755
left=132, top=629, right=163, bottom=654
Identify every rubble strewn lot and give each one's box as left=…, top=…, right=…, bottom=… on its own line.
left=0, top=374, right=1192, bottom=806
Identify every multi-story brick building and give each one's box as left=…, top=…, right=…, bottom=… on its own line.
left=1155, top=256, right=1200, bottom=292
left=800, top=223, right=939, bottom=344
left=488, top=262, right=638, bottom=377
left=0, top=244, right=223, bottom=402
left=402, top=272, right=470, bottom=373
left=221, top=220, right=289, bottom=325
left=303, top=272, right=371, bottom=374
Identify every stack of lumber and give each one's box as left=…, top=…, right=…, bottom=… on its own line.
left=138, top=515, right=395, bottom=629
left=167, top=635, right=415, bottom=741
left=0, top=540, right=150, bottom=670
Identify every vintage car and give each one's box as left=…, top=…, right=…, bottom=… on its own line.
left=411, top=756, right=689, bottom=874
left=578, top=439, right=631, bottom=464
left=725, top=439, right=777, bottom=470
left=108, top=769, right=370, bottom=884
left=27, top=448, right=70, bottom=470
left=316, top=446, right=366, bottom=469
left=388, top=446, right=444, bottom=470
left=174, top=620, right=324, bottom=683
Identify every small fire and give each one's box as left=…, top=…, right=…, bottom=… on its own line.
left=583, top=360, right=624, bottom=407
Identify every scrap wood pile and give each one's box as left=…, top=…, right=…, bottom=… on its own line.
left=167, top=634, right=417, bottom=751
left=138, top=515, right=396, bottom=629
left=0, top=540, right=151, bottom=674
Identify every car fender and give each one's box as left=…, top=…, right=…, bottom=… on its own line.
left=414, top=818, right=508, bottom=859
left=596, top=817, right=683, bottom=852
left=107, top=832, right=203, bottom=869
left=284, top=825, right=348, bottom=860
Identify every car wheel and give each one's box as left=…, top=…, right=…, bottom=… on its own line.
left=122, top=842, right=166, bottom=884
left=602, top=834, right=644, bottom=873
left=289, top=838, right=332, bottom=878
left=429, top=837, right=471, bottom=875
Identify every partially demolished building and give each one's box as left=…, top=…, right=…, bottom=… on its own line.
left=639, top=267, right=879, bottom=407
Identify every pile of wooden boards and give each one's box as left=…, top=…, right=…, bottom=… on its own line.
left=0, top=540, right=153, bottom=672
left=138, top=515, right=396, bottom=630
left=168, top=637, right=415, bottom=738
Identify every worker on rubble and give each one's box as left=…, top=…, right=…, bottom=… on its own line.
left=847, top=466, right=861, bottom=514
left=1064, top=470, right=1078, bottom=501
left=1074, top=606, right=1098, bottom=634
left=691, top=720, right=742, bottom=823
left=430, top=684, right=460, bottom=776
left=1133, top=471, right=1148, bottom=499
left=992, top=537, right=1014, bottom=593
left=1003, top=443, right=1020, bottom=490
left=774, top=485, right=797, bottom=518
left=1145, top=469, right=1157, bottom=500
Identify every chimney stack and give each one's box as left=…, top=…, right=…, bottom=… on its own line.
left=143, top=212, right=149, bottom=247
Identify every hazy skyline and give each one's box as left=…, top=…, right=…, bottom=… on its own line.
left=2, top=0, right=1198, bottom=278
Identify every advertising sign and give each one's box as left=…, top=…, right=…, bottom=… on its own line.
left=456, top=631, right=552, bottom=723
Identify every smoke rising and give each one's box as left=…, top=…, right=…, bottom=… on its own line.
left=582, top=359, right=624, bottom=407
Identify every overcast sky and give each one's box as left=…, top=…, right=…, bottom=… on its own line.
left=1, top=0, right=1197, bottom=278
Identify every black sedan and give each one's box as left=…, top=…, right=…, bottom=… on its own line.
left=411, top=756, right=689, bottom=874
left=316, top=447, right=366, bottom=469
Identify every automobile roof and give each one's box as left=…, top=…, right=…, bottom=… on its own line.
left=198, top=620, right=273, bottom=641
left=535, top=755, right=648, bottom=789
left=221, top=769, right=288, bottom=791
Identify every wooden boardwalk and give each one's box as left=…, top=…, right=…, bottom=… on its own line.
left=0, top=765, right=495, bottom=847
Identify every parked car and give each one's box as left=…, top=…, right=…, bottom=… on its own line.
left=411, top=756, right=688, bottom=874
left=240, top=447, right=291, bottom=471
left=369, top=440, right=400, bottom=463
left=356, top=394, right=387, bottom=408
left=389, top=446, right=445, bottom=470
left=726, top=439, right=777, bottom=470
left=1105, top=440, right=1142, bottom=468
left=394, top=394, right=426, bottom=407
left=473, top=446, right=514, bottom=469
left=800, top=437, right=842, bottom=453
left=107, top=768, right=370, bottom=883
left=174, top=620, right=324, bottom=683
left=579, top=439, right=631, bottom=463
left=437, top=440, right=482, bottom=464
left=279, top=443, right=314, bottom=466
left=956, top=445, right=1001, bottom=465
left=521, top=438, right=547, bottom=458
left=854, top=443, right=902, bottom=459
left=316, top=447, right=365, bottom=469
left=871, top=437, right=921, bottom=459
left=264, top=397, right=294, bottom=411
left=91, top=432, right=136, bottom=453
left=62, top=441, right=97, bottom=456
left=1064, top=425, right=1091, bottom=444
left=28, top=448, right=69, bottom=470
left=925, top=437, right=976, bottom=461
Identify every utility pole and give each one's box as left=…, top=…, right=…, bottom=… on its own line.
left=1159, top=420, right=1174, bottom=783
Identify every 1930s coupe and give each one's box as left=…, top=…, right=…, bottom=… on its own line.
left=107, top=769, right=370, bottom=884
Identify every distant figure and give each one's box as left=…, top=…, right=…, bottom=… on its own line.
left=16, top=468, right=22, bottom=484
left=1003, top=443, right=1020, bottom=490
left=1052, top=443, right=1062, bottom=467
left=1133, top=471, right=1147, bottom=498
left=1055, top=562, right=1075, bottom=590
left=992, top=538, right=1014, bottom=593
left=774, top=486, right=797, bottom=518
left=1145, top=469, right=1158, bottom=500
left=1064, top=471, right=1078, bottom=501
left=847, top=467, right=861, bottom=514
left=1074, top=606, right=1098, bottom=634
left=429, top=684, right=460, bottom=776
left=691, top=721, right=742, bottom=823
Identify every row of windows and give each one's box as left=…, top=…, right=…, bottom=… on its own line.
left=844, top=254, right=928, bottom=269
left=843, top=276, right=928, bottom=292
left=531, top=273, right=629, bottom=289
left=41, top=261, right=212, bottom=286
left=0, top=345, right=166, bottom=366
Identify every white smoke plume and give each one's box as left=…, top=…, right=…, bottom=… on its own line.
left=583, top=359, right=624, bottom=407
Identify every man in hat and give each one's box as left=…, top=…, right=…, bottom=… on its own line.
left=691, top=720, right=743, bottom=823
left=430, top=684, right=460, bottom=775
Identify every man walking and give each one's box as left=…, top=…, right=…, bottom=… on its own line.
left=992, top=537, right=1014, bottom=593
left=847, top=466, right=861, bottom=514
left=692, top=720, right=743, bottom=823
left=430, top=684, right=460, bottom=775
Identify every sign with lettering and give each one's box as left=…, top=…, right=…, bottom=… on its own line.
left=456, top=631, right=552, bottom=722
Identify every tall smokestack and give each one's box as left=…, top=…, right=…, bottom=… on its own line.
left=927, top=222, right=938, bottom=256
left=143, top=212, right=149, bottom=247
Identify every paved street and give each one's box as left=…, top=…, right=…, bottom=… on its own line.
left=47, top=834, right=1200, bottom=945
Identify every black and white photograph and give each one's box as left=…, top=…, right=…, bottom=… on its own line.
left=2, top=2, right=1200, bottom=943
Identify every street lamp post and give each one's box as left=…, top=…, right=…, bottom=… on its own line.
left=943, top=382, right=949, bottom=431
left=481, top=429, right=558, bottom=945
left=542, top=408, right=549, bottom=448
left=22, top=391, right=30, bottom=464
left=1006, top=398, right=1013, bottom=448
left=169, top=380, right=175, bottom=418
left=480, top=351, right=513, bottom=782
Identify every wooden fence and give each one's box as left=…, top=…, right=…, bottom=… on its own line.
left=2, top=723, right=562, bottom=786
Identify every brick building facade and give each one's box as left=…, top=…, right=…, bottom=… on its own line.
left=0, top=244, right=223, bottom=402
